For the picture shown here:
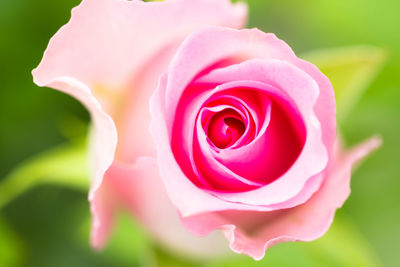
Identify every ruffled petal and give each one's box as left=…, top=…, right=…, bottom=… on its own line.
left=180, top=137, right=381, bottom=260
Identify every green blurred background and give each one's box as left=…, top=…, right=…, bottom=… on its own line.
left=0, top=0, right=399, bottom=266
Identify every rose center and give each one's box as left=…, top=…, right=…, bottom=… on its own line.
left=207, top=110, right=245, bottom=149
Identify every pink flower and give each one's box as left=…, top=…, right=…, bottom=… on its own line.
left=32, top=0, right=380, bottom=260
left=150, top=26, right=381, bottom=259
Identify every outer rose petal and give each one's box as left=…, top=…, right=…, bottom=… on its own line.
left=181, top=137, right=381, bottom=260
left=33, top=0, right=247, bottom=250
left=31, top=76, right=118, bottom=207
left=33, top=0, right=247, bottom=90
left=93, top=158, right=232, bottom=258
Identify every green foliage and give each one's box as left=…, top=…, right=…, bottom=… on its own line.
left=84, top=213, right=155, bottom=266
left=0, top=215, right=24, bottom=267
left=301, top=46, right=387, bottom=122
left=0, top=140, right=89, bottom=209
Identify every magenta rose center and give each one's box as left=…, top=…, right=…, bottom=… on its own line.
left=207, top=109, right=246, bottom=149
left=172, top=83, right=307, bottom=192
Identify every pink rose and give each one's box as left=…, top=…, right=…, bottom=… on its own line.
left=32, top=0, right=380, bottom=260
left=150, top=27, right=381, bottom=259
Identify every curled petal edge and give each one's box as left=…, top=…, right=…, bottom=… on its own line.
left=180, top=136, right=382, bottom=260
left=31, top=75, right=118, bottom=248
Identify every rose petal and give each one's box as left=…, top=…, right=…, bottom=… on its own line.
left=33, top=0, right=247, bottom=91
left=31, top=76, right=118, bottom=211
left=94, top=157, right=232, bottom=259
left=180, top=137, right=381, bottom=260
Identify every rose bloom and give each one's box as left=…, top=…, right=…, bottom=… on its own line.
left=33, top=0, right=380, bottom=260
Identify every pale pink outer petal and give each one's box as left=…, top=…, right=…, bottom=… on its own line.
left=94, top=158, right=232, bottom=259
left=180, top=137, right=381, bottom=260
left=150, top=27, right=335, bottom=217
left=33, top=0, right=247, bottom=90
left=32, top=0, right=247, bottom=162
left=33, top=0, right=248, bottom=249
left=29, top=75, right=119, bottom=249
left=30, top=76, right=118, bottom=210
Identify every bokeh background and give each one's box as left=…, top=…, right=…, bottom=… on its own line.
left=1, top=0, right=399, bottom=266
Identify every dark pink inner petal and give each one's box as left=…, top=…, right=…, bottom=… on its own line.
left=206, top=109, right=245, bottom=149
left=214, top=93, right=305, bottom=184
left=192, top=121, right=264, bottom=191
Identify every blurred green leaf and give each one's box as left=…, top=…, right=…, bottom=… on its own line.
left=152, top=247, right=199, bottom=267
left=0, top=140, right=89, bottom=209
left=207, top=214, right=381, bottom=267
left=0, top=214, right=24, bottom=266
left=76, top=212, right=156, bottom=267
left=106, top=213, right=154, bottom=266
left=57, top=114, right=89, bottom=143
left=301, top=46, right=387, bottom=122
